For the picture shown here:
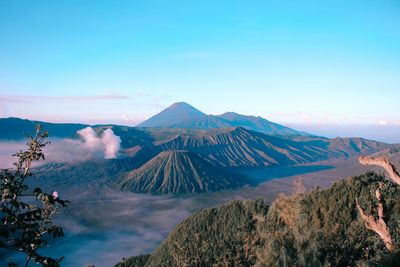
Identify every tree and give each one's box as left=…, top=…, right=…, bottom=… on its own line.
left=0, top=125, right=68, bottom=266
left=355, top=182, right=395, bottom=251
left=356, top=156, right=399, bottom=252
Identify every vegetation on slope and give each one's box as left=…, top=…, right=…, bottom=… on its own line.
left=260, top=172, right=400, bottom=266
left=0, top=126, right=67, bottom=266
left=122, top=172, right=400, bottom=266
left=146, top=199, right=268, bottom=266
left=114, top=255, right=151, bottom=267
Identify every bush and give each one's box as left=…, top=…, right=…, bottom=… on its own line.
left=0, top=125, right=68, bottom=266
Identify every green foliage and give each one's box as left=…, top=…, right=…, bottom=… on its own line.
left=261, top=172, right=400, bottom=266
left=134, top=173, right=400, bottom=267
left=145, top=199, right=268, bottom=266
left=0, top=125, right=68, bottom=267
left=114, top=254, right=151, bottom=267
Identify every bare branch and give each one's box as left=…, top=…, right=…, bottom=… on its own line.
left=355, top=184, right=395, bottom=251
left=359, top=156, right=400, bottom=186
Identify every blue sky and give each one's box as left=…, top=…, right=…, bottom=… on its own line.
left=0, top=1, right=399, bottom=136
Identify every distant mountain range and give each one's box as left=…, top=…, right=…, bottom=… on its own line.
left=0, top=117, right=88, bottom=140
left=0, top=104, right=396, bottom=194
left=36, top=125, right=394, bottom=194
left=0, top=102, right=306, bottom=140
left=159, top=127, right=392, bottom=167
left=137, top=102, right=308, bottom=136
left=15, top=122, right=391, bottom=195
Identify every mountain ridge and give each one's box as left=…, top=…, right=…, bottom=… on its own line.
left=0, top=117, right=88, bottom=140
left=159, top=126, right=393, bottom=168
left=1, top=117, right=392, bottom=171
left=137, top=102, right=309, bottom=136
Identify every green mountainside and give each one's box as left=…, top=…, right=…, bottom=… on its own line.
left=118, top=173, right=400, bottom=266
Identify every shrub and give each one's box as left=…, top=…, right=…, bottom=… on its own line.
left=0, top=125, right=67, bottom=266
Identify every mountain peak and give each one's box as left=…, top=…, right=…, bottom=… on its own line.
left=137, top=102, right=308, bottom=136
left=137, top=102, right=205, bottom=127
left=115, top=150, right=246, bottom=193
left=168, top=102, right=198, bottom=110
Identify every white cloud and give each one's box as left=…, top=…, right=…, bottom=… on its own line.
left=0, top=129, right=121, bottom=168
left=120, top=114, right=148, bottom=124
left=77, top=127, right=121, bottom=159
left=378, top=120, right=388, bottom=126
left=102, top=129, right=122, bottom=159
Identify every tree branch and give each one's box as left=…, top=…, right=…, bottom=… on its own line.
left=355, top=184, right=395, bottom=251
left=359, top=156, right=400, bottom=186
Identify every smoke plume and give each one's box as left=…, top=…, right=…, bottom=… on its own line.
left=0, top=128, right=121, bottom=168
left=77, top=127, right=121, bottom=159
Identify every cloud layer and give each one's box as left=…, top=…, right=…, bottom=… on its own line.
left=0, top=94, right=129, bottom=103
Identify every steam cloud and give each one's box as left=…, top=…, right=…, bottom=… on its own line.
left=77, top=127, right=121, bottom=159
left=0, top=128, right=121, bottom=168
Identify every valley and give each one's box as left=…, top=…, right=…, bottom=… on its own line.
left=0, top=103, right=398, bottom=266
left=21, top=157, right=373, bottom=266
left=2, top=4, right=399, bottom=266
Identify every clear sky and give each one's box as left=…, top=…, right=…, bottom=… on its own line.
left=0, top=1, right=399, bottom=132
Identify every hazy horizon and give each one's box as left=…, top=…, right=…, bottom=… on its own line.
left=2, top=100, right=400, bottom=143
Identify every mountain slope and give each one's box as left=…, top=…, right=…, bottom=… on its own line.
left=35, top=156, right=155, bottom=188
left=137, top=102, right=307, bottom=136
left=217, top=111, right=307, bottom=136
left=114, top=150, right=247, bottom=194
left=137, top=102, right=206, bottom=127
left=160, top=127, right=393, bottom=168
left=131, top=173, right=400, bottom=266
left=0, top=117, right=88, bottom=140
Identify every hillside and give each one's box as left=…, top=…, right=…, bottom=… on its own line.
left=34, top=156, right=152, bottom=188
left=114, top=150, right=247, bottom=194
left=160, top=127, right=393, bottom=168
left=0, top=117, right=88, bottom=140
left=217, top=111, right=306, bottom=136
left=121, top=172, right=400, bottom=266
left=137, top=102, right=307, bottom=136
